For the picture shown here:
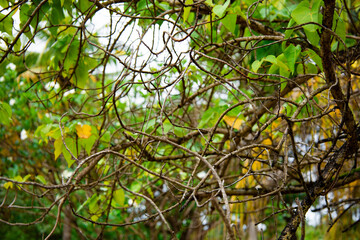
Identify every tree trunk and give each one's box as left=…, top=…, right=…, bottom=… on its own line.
left=62, top=205, right=72, bottom=240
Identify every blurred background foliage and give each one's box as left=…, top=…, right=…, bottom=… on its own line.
left=0, top=0, right=360, bottom=239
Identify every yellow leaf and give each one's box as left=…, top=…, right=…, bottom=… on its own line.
left=125, top=148, right=137, bottom=159
left=4, top=182, right=13, bottom=189
left=183, top=0, right=193, bottom=22
left=113, top=189, right=125, bottom=206
left=54, top=138, right=63, bottom=160
left=204, top=13, right=216, bottom=31
left=252, top=160, right=262, bottom=171
left=115, top=49, right=127, bottom=56
left=262, top=138, right=272, bottom=145
left=91, top=214, right=100, bottom=222
left=89, top=75, right=97, bottom=82
left=14, top=176, right=23, bottom=182
left=223, top=115, right=242, bottom=130
left=76, top=124, right=92, bottom=139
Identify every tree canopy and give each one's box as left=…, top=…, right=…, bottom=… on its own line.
left=1, top=0, right=360, bottom=239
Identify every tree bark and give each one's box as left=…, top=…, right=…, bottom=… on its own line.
left=62, top=205, right=72, bottom=240
left=279, top=1, right=359, bottom=237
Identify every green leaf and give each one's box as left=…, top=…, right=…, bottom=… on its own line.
left=73, top=60, right=89, bottom=89
left=79, top=135, right=96, bottom=155
left=162, top=119, right=173, bottom=134
left=221, top=13, right=237, bottom=33
left=252, top=60, right=262, bottom=73
left=147, top=187, right=154, bottom=198
left=268, top=63, right=279, bottom=75
left=305, top=49, right=323, bottom=71
left=279, top=66, right=290, bottom=78
left=304, top=29, right=320, bottom=46
left=47, top=127, right=62, bottom=139
left=88, top=194, right=99, bottom=211
left=86, top=57, right=98, bottom=69
left=35, top=125, right=49, bottom=141
left=305, top=62, right=318, bottom=74
left=213, top=0, right=230, bottom=18
left=252, top=55, right=277, bottom=74
left=136, top=0, right=147, bottom=10
left=63, top=138, right=77, bottom=167
left=88, top=194, right=101, bottom=222
left=291, top=0, right=322, bottom=32
left=205, top=0, right=214, bottom=7
left=283, top=19, right=296, bottom=51
left=174, top=126, right=186, bottom=137
left=264, top=55, right=277, bottom=64
left=77, top=193, right=96, bottom=213
left=0, top=102, right=12, bottom=125
left=198, top=105, right=228, bottom=128
left=333, top=12, right=346, bottom=44
left=49, top=2, right=65, bottom=25
left=112, top=189, right=125, bottom=207
left=0, top=0, right=8, bottom=8
left=36, top=175, right=47, bottom=184
left=0, top=13, right=14, bottom=36
left=49, top=90, right=57, bottom=105
left=183, top=0, right=193, bottom=22
left=10, top=177, right=21, bottom=189
left=63, top=44, right=79, bottom=71
left=297, top=62, right=318, bottom=75
left=130, top=182, right=142, bottom=193
left=144, top=118, right=157, bottom=133
left=13, top=39, right=22, bottom=52
left=100, top=130, right=111, bottom=143
left=284, top=44, right=301, bottom=74
left=77, top=0, right=93, bottom=13
left=54, top=136, right=77, bottom=166
left=277, top=54, right=291, bottom=77
left=297, top=63, right=304, bottom=75
left=22, top=174, right=31, bottom=182
left=275, top=54, right=290, bottom=72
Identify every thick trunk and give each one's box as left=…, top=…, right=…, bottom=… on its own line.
left=278, top=0, right=358, bottom=238
left=247, top=215, right=257, bottom=240
left=62, top=205, right=72, bottom=240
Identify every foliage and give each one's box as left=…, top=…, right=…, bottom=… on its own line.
left=1, top=0, right=360, bottom=239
